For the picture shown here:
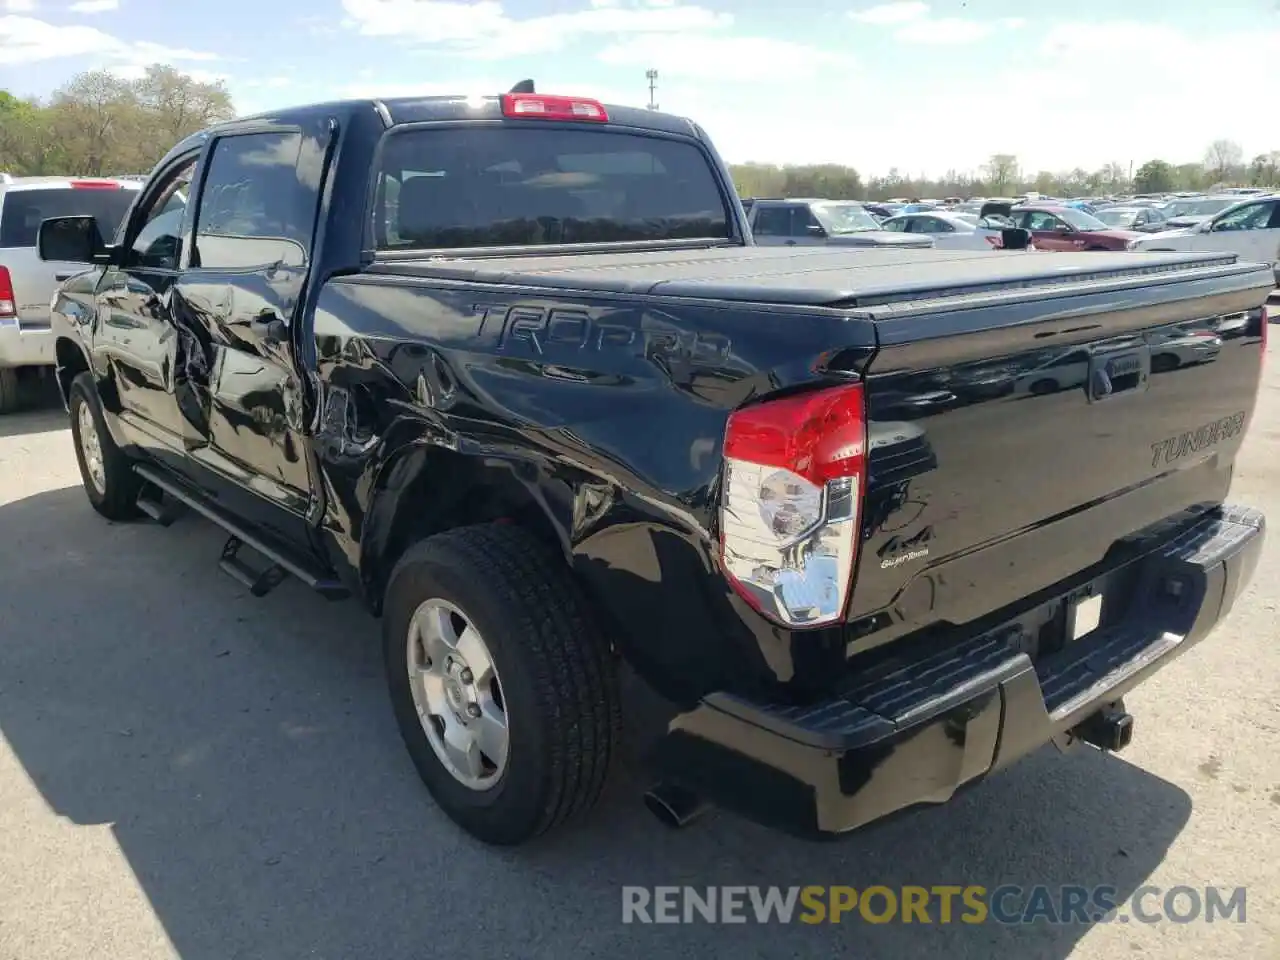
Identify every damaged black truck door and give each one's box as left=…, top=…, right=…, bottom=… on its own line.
left=93, top=154, right=200, bottom=475
left=174, top=127, right=325, bottom=548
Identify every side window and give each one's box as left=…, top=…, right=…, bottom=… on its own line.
left=1026, top=212, right=1060, bottom=231
left=795, top=207, right=822, bottom=237
left=922, top=216, right=952, bottom=233
left=193, top=131, right=310, bottom=269
left=1267, top=202, right=1280, bottom=230
left=881, top=218, right=906, bottom=232
left=1213, top=202, right=1270, bottom=232
left=752, top=206, right=792, bottom=236
left=127, top=159, right=196, bottom=270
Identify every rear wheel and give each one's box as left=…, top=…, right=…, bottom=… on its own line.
left=383, top=523, right=620, bottom=845
left=69, top=373, right=141, bottom=520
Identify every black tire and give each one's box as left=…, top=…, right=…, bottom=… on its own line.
left=69, top=372, right=141, bottom=520
left=1029, top=378, right=1058, bottom=395
left=383, top=523, right=620, bottom=846
left=0, top=367, right=19, bottom=414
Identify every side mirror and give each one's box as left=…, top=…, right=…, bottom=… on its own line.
left=807, top=224, right=827, bottom=238
left=38, top=216, right=111, bottom=264
left=1056, top=224, right=1074, bottom=233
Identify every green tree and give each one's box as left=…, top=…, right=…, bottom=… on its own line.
left=982, top=154, right=1019, bottom=194
left=0, top=65, right=237, bottom=177
left=1133, top=159, right=1175, bottom=194
left=1203, top=138, right=1244, bottom=184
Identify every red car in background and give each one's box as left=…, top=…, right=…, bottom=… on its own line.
left=1010, top=205, right=1144, bottom=251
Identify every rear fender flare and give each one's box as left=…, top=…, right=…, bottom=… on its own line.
left=356, top=434, right=580, bottom=612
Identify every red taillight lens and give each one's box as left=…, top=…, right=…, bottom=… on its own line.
left=70, top=180, right=120, bottom=189
left=500, top=93, right=608, bottom=122
left=720, top=383, right=867, bottom=628
left=0, top=266, right=15, bottom=319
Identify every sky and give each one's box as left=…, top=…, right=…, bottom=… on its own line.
left=2, top=0, right=1279, bottom=177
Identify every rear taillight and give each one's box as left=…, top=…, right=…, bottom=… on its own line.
left=0, top=266, right=15, bottom=319
left=500, top=93, right=608, bottom=122
left=719, top=383, right=866, bottom=627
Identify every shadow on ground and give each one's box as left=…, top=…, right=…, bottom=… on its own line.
left=0, top=487, right=1194, bottom=960
left=0, top=376, right=65, bottom=438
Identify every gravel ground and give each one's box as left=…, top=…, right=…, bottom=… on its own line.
left=0, top=337, right=1277, bottom=960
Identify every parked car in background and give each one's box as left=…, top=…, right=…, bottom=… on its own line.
left=1130, top=194, right=1280, bottom=284
left=1160, top=195, right=1240, bottom=231
left=1094, top=205, right=1169, bottom=233
left=1009, top=205, right=1143, bottom=251
left=0, top=176, right=141, bottom=412
left=861, top=202, right=900, bottom=221
left=879, top=210, right=1020, bottom=249
left=746, top=198, right=933, bottom=248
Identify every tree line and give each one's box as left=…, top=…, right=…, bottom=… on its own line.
left=731, top=144, right=1280, bottom=203
left=3, top=65, right=1278, bottom=202
left=0, top=66, right=233, bottom=177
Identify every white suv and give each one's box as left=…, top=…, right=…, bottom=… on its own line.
left=0, top=176, right=139, bottom=412
left=1129, top=194, right=1280, bottom=288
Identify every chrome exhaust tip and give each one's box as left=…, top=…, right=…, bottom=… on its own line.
left=643, top=782, right=711, bottom=829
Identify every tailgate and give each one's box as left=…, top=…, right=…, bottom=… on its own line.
left=848, top=260, right=1271, bottom=648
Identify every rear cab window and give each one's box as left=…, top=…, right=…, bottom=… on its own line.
left=0, top=184, right=137, bottom=248
left=372, top=127, right=731, bottom=250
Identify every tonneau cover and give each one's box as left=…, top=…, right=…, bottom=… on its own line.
left=371, top=246, right=1246, bottom=308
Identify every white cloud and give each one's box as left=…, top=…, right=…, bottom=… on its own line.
left=2, top=0, right=36, bottom=12
left=893, top=16, right=995, bottom=44
left=69, top=0, right=119, bottom=12
left=0, top=15, right=216, bottom=67
left=108, top=64, right=225, bottom=84
left=850, top=2, right=1021, bottom=45
left=597, top=33, right=850, bottom=81
left=340, top=0, right=730, bottom=58
left=849, top=2, right=927, bottom=26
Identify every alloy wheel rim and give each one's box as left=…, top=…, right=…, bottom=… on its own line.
left=406, top=598, right=509, bottom=790
left=77, top=402, right=106, bottom=495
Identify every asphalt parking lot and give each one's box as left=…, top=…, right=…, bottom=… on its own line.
left=1, top=339, right=1277, bottom=960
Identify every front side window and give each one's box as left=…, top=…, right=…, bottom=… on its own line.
left=1022, top=211, right=1063, bottom=231
left=374, top=127, right=730, bottom=250
left=127, top=158, right=195, bottom=269
left=1213, top=201, right=1273, bottom=232
left=194, top=131, right=310, bottom=269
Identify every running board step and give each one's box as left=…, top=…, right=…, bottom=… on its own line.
left=136, top=483, right=183, bottom=526
left=132, top=463, right=350, bottom=601
left=220, top=536, right=287, bottom=597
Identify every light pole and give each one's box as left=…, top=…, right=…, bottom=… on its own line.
left=645, top=69, right=659, bottom=111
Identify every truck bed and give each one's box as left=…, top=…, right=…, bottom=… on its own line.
left=371, top=245, right=1248, bottom=308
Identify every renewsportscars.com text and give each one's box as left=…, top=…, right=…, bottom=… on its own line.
left=621, top=885, right=1247, bottom=925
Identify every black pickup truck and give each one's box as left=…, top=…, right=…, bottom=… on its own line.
left=40, top=87, right=1270, bottom=846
